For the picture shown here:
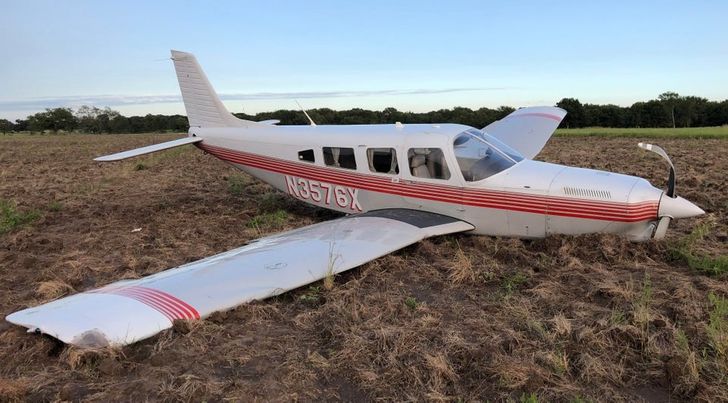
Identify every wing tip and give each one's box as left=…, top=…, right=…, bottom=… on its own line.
left=508, top=106, right=566, bottom=123
left=93, top=154, right=126, bottom=162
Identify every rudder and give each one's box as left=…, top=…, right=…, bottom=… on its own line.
left=171, top=50, right=254, bottom=128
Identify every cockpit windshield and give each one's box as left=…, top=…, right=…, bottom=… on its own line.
left=453, top=129, right=523, bottom=181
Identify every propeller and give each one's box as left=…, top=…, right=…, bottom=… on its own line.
left=638, top=143, right=704, bottom=239
left=638, top=143, right=675, bottom=197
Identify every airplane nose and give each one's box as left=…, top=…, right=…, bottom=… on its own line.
left=658, top=195, right=705, bottom=219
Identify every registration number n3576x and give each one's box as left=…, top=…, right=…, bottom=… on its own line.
left=285, top=175, right=362, bottom=211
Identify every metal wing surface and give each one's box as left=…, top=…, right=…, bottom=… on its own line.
left=482, top=106, right=566, bottom=159
left=93, top=137, right=203, bottom=161
left=6, top=209, right=473, bottom=347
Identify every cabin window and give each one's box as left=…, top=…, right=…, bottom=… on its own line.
left=367, top=148, right=399, bottom=174
left=298, top=149, right=315, bottom=163
left=323, top=147, right=357, bottom=170
left=453, top=130, right=517, bottom=181
left=408, top=148, right=450, bottom=180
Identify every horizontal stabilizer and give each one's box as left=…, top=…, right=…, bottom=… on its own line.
left=258, top=119, right=281, bottom=125
left=483, top=106, right=566, bottom=159
left=94, top=137, right=203, bottom=162
left=6, top=210, right=473, bottom=347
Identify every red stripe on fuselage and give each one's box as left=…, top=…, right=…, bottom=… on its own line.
left=203, top=143, right=649, bottom=210
left=199, top=143, right=657, bottom=223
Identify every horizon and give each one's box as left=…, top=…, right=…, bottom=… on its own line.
left=2, top=1, right=727, bottom=121
left=5, top=91, right=727, bottom=123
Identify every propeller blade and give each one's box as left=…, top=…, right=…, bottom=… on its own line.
left=638, top=143, right=676, bottom=198
left=653, top=216, right=671, bottom=240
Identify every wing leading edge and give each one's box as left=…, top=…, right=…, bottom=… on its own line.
left=6, top=209, right=473, bottom=347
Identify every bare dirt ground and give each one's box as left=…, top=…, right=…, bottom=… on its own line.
left=0, top=133, right=726, bottom=402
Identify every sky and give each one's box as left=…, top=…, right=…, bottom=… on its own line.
left=1, top=0, right=727, bottom=121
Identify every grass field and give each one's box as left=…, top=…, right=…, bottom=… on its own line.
left=556, top=125, right=728, bottom=138
left=0, top=132, right=727, bottom=401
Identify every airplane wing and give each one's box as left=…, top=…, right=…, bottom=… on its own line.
left=6, top=209, right=473, bottom=347
left=482, top=106, right=566, bottom=159
left=94, top=137, right=203, bottom=161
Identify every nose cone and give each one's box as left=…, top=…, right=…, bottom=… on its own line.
left=659, top=195, right=705, bottom=219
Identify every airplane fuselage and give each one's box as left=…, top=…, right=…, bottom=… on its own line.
left=193, top=122, right=667, bottom=241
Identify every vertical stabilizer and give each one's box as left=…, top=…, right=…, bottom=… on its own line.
left=171, top=50, right=254, bottom=128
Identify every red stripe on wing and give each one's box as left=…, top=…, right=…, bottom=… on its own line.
left=89, top=285, right=200, bottom=321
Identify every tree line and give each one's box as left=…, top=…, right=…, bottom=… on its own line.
left=1, top=92, right=727, bottom=134
left=0, top=106, right=189, bottom=134
left=556, top=92, right=728, bottom=128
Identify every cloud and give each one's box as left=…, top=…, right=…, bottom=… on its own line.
left=0, top=87, right=509, bottom=111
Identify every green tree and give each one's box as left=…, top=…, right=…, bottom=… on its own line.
left=705, top=100, right=728, bottom=126
left=75, top=106, right=122, bottom=133
left=658, top=91, right=680, bottom=128
left=28, top=108, right=77, bottom=133
left=127, top=116, right=145, bottom=132
left=676, top=96, right=708, bottom=127
left=556, top=98, right=585, bottom=128
left=75, top=105, right=102, bottom=132
left=495, top=106, right=516, bottom=120
left=629, top=101, right=660, bottom=127
left=49, top=108, right=77, bottom=132
left=381, top=107, right=402, bottom=123
left=0, top=119, right=13, bottom=134
left=13, top=119, right=28, bottom=131
left=27, top=110, right=51, bottom=132
left=109, top=115, right=130, bottom=133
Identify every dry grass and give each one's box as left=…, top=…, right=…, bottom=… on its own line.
left=0, top=133, right=726, bottom=401
left=157, top=373, right=223, bottom=402
left=35, top=280, right=76, bottom=301
left=448, top=240, right=476, bottom=283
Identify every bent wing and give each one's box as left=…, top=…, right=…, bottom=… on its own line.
left=482, top=106, right=566, bottom=159
left=6, top=209, right=473, bottom=347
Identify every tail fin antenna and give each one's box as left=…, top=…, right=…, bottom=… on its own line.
left=295, top=100, right=317, bottom=126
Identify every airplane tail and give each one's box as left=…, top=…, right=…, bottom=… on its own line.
left=171, top=50, right=256, bottom=128
left=94, top=51, right=258, bottom=162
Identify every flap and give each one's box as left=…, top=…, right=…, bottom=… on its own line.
left=6, top=210, right=473, bottom=347
left=482, top=106, right=566, bottom=159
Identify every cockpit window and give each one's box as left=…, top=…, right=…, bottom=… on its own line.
left=408, top=148, right=450, bottom=180
left=453, top=129, right=520, bottom=181
left=476, top=131, right=524, bottom=162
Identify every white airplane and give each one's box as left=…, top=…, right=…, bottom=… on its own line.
left=6, top=50, right=705, bottom=347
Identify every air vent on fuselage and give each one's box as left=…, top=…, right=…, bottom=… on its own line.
left=562, top=186, right=612, bottom=199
